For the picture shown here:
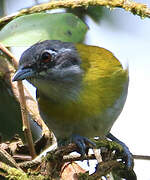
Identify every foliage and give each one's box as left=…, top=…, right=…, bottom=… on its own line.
left=0, top=13, right=88, bottom=46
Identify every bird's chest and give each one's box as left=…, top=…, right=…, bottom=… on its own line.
left=37, top=80, right=128, bottom=139
left=37, top=94, right=87, bottom=138
left=36, top=80, right=89, bottom=138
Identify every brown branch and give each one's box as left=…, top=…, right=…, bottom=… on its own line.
left=0, top=53, right=50, bottom=137
left=133, top=154, right=150, bottom=160
left=0, top=0, right=149, bottom=28
left=91, top=160, right=121, bottom=179
left=0, top=43, right=18, bottom=68
left=0, top=146, right=21, bottom=169
left=0, top=43, right=36, bottom=159
left=17, top=81, right=36, bottom=159
left=18, top=148, right=150, bottom=172
left=58, top=152, right=150, bottom=163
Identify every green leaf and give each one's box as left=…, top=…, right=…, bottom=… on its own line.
left=0, top=13, right=88, bottom=47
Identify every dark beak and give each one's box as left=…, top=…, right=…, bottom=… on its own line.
left=12, top=68, right=35, bottom=81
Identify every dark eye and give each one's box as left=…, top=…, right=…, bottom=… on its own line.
left=41, top=52, right=52, bottom=63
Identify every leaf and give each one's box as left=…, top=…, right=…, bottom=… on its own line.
left=0, top=13, right=88, bottom=47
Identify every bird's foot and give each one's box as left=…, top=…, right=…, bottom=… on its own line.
left=107, top=133, right=133, bottom=169
left=58, top=134, right=96, bottom=156
left=71, top=134, right=96, bottom=156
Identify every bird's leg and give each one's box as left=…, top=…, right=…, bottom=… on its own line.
left=58, top=135, right=96, bottom=156
left=106, top=133, right=133, bottom=169
left=71, top=134, right=96, bottom=156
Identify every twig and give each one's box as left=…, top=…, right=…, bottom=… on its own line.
left=0, top=0, right=150, bottom=28
left=133, top=155, right=150, bottom=160
left=0, top=43, right=18, bottom=68
left=17, top=81, right=36, bottom=159
left=18, top=150, right=150, bottom=169
left=0, top=43, right=36, bottom=159
left=0, top=146, right=21, bottom=169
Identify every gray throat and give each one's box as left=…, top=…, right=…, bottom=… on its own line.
left=29, top=70, right=83, bottom=103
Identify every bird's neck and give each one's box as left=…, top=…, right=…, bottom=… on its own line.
left=31, top=78, right=82, bottom=103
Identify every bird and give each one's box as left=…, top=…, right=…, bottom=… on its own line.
left=12, top=40, right=132, bottom=167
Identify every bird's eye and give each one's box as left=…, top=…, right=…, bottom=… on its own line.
left=41, top=52, right=52, bottom=63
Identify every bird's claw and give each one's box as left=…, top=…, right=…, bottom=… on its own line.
left=57, top=135, right=96, bottom=156
left=121, top=142, right=133, bottom=169
left=71, top=134, right=96, bottom=156
left=107, top=133, right=134, bottom=169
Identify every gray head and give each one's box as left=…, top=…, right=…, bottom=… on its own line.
left=13, top=40, right=82, bottom=84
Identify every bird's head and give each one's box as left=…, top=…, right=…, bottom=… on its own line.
left=13, top=40, right=83, bottom=85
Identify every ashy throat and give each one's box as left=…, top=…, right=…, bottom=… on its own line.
left=30, top=75, right=83, bottom=104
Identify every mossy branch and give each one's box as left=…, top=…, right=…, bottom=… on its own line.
left=0, top=161, right=45, bottom=180
left=18, top=139, right=136, bottom=179
left=0, top=0, right=150, bottom=28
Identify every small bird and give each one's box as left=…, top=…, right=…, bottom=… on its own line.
left=13, top=40, right=132, bottom=167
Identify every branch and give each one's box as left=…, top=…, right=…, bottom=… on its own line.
left=133, top=155, right=150, bottom=160
left=0, top=162, right=27, bottom=179
left=17, top=140, right=137, bottom=179
left=0, top=0, right=150, bottom=28
left=0, top=146, right=21, bottom=169
left=0, top=52, right=50, bottom=138
left=0, top=43, right=36, bottom=159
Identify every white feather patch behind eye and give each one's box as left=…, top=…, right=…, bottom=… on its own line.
left=43, top=49, right=57, bottom=56
left=59, top=48, right=72, bottom=53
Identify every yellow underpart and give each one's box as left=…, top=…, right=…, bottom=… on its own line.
left=38, top=44, right=128, bottom=123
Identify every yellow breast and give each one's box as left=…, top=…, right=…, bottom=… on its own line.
left=38, top=44, right=128, bottom=138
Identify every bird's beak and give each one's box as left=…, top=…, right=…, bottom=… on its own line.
left=12, top=67, right=35, bottom=81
